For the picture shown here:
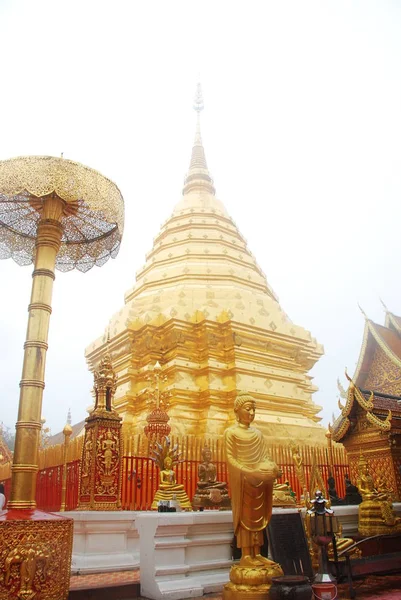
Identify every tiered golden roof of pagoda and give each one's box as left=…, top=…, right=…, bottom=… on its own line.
left=85, top=86, right=325, bottom=444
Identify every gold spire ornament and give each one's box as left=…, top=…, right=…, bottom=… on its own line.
left=78, top=346, right=123, bottom=510
left=0, top=155, right=124, bottom=599
left=183, top=82, right=215, bottom=196
left=143, top=361, right=171, bottom=441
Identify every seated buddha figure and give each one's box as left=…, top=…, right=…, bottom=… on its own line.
left=192, top=446, right=230, bottom=509
left=357, top=454, right=401, bottom=536
left=272, top=472, right=297, bottom=506
left=151, top=455, right=192, bottom=510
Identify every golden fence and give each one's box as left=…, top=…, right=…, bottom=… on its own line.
left=1, top=432, right=349, bottom=510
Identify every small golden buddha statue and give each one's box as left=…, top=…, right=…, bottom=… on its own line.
left=357, top=454, right=401, bottom=536
left=151, top=455, right=192, bottom=510
left=223, top=392, right=283, bottom=600
left=192, top=446, right=231, bottom=510
left=272, top=473, right=297, bottom=507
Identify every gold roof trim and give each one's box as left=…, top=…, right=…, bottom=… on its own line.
left=354, top=387, right=374, bottom=412
left=352, top=320, right=371, bottom=384
left=387, top=312, right=401, bottom=335
left=344, top=370, right=374, bottom=411
left=331, top=416, right=351, bottom=442
left=366, top=409, right=392, bottom=432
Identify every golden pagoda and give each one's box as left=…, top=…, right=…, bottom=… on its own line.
left=86, top=85, right=325, bottom=446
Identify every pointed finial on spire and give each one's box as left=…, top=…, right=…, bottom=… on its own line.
left=193, top=82, right=204, bottom=114
left=67, top=408, right=72, bottom=425
left=380, top=298, right=389, bottom=312
left=183, top=82, right=215, bottom=196
left=358, top=303, right=368, bottom=319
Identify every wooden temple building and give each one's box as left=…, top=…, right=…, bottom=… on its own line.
left=85, top=86, right=326, bottom=447
left=331, top=308, right=401, bottom=500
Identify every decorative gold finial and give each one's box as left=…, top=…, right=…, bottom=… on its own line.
left=380, top=298, right=389, bottom=312
left=337, top=377, right=347, bottom=399
left=193, top=82, right=204, bottom=114
left=183, top=83, right=215, bottom=196
left=358, top=303, right=368, bottom=319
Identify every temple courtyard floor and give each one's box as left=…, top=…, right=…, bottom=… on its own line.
left=68, top=570, right=401, bottom=600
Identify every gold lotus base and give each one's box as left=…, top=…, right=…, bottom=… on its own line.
left=223, top=562, right=284, bottom=600
left=0, top=510, right=73, bottom=600
left=358, top=500, right=401, bottom=536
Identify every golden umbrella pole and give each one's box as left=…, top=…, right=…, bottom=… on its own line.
left=10, top=194, right=64, bottom=508
left=0, top=156, right=124, bottom=600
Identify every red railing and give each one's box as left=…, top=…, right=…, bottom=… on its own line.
left=1, top=452, right=349, bottom=512
left=120, top=457, right=230, bottom=510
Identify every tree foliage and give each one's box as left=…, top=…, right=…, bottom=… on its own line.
left=1, top=423, right=15, bottom=451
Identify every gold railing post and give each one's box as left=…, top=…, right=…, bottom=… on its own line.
left=60, top=423, right=73, bottom=511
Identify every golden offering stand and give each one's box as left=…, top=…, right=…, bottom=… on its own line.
left=0, top=156, right=124, bottom=600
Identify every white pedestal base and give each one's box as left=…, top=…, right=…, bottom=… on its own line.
left=136, top=511, right=233, bottom=600
left=62, top=511, right=140, bottom=574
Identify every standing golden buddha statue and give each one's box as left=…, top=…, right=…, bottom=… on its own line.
left=223, top=392, right=283, bottom=600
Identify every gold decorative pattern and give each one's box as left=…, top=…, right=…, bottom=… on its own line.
left=0, top=515, right=73, bottom=600
left=367, top=321, right=401, bottom=369
left=0, top=156, right=124, bottom=272
left=364, top=345, right=401, bottom=395
left=78, top=350, right=122, bottom=510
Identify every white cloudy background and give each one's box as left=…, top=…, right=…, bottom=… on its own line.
left=1, top=1, right=400, bottom=436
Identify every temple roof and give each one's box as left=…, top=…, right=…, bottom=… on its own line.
left=332, top=308, right=401, bottom=442
left=331, top=384, right=400, bottom=442
left=47, top=419, right=86, bottom=446
left=353, top=316, right=401, bottom=389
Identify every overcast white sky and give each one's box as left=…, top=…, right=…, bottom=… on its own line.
left=1, top=1, right=400, bottom=437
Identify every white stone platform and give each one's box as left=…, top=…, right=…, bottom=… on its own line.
left=63, top=510, right=140, bottom=575
left=136, top=511, right=233, bottom=600
left=59, top=502, right=401, bottom=600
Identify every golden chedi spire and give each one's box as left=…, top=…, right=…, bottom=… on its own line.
left=183, top=83, right=215, bottom=196
left=86, top=86, right=325, bottom=445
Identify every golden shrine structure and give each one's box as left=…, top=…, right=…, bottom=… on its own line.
left=331, top=307, right=401, bottom=501
left=85, top=85, right=326, bottom=447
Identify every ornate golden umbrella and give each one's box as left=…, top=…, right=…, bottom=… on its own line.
left=0, top=156, right=124, bottom=600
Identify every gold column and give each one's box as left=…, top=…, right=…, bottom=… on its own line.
left=326, top=427, right=334, bottom=474
left=60, top=422, right=73, bottom=511
left=8, top=194, right=64, bottom=509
